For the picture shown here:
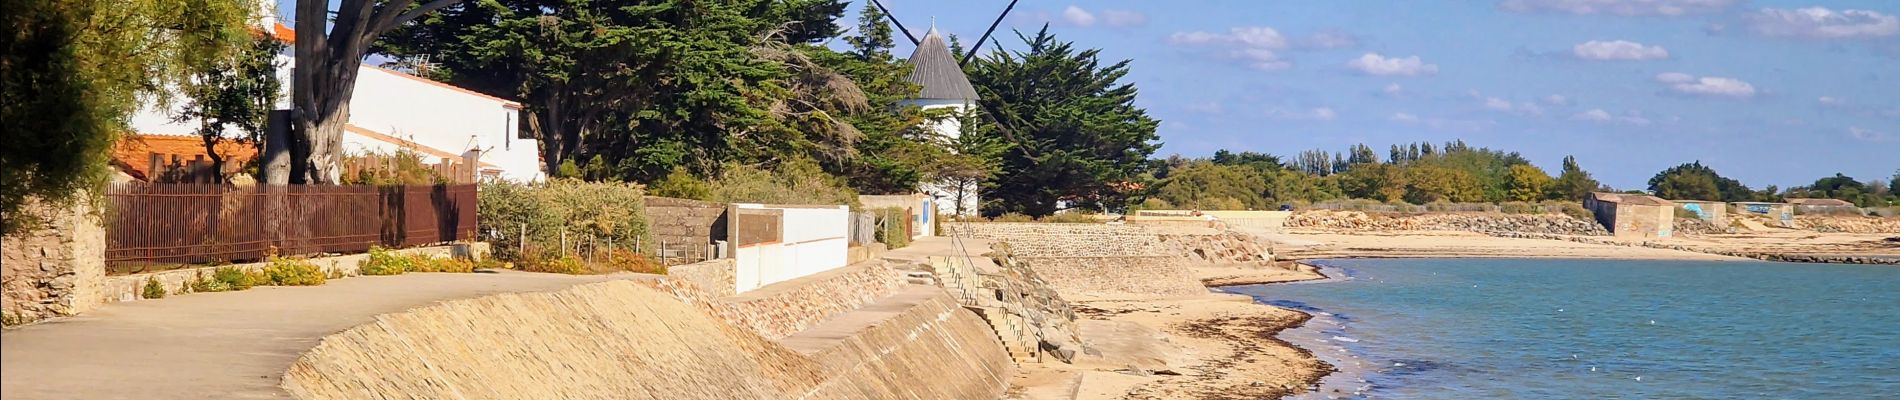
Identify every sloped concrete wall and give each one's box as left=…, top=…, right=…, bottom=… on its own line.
left=282, top=279, right=1009, bottom=400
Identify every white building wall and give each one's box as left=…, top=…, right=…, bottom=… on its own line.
left=732, top=204, right=850, bottom=293
left=900, top=99, right=981, bottom=216
left=127, top=57, right=543, bottom=182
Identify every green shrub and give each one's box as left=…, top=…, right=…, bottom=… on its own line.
left=703, top=160, right=859, bottom=207
left=1557, top=202, right=1594, bottom=221
left=648, top=167, right=712, bottom=200
left=479, top=179, right=651, bottom=263
left=262, top=256, right=326, bottom=286
left=142, top=278, right=167, bottom=299
left=360, top=246, right=412, bottom=275
left=215, top=266, right=260, bottom=290
left=522, top=254, right=588, bottom=275
left=1139, top=198, right=1174, bottom=210
left=409, top=255, right=475, bottom=273
left=1499, top=201, right=1539, bottom=214
left=871, top=207, right=913, bottom=249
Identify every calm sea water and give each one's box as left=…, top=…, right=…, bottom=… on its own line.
left=1229, top=258, right=1900, bottom=399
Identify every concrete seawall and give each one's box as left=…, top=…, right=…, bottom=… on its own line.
left=281, top=279, right=1010, bottom=399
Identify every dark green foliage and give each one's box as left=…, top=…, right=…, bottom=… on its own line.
left=968, top=27, right=1161, bottom=216
left=1551, top=155, right=1602, bottom=201
left=1647, top=162, right=1752, bottom=202
left=175, top=36, right=283, bottom=181
left=2, top=0, right=247, bottom=233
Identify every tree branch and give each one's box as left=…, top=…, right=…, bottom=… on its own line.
left=374, top=0, right=462, bottom=37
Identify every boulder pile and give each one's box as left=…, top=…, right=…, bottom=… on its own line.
left=1795, top=216, right=1900, bottom=234
left=1286, top=210, right=1610, bottom=236
left=1674, top=218, right=1725, bottom=236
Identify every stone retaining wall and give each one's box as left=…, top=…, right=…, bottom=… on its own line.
left=656, top=260, right=900, bottom=340
left=100, top=243, right=488, bottom=304
left=667, top=258, right=737, bottom=297
left=281, top=279, right=1010, bottom=400
left=1286, top=210, right=1609, bottom=236
left=943, top=222, right=1271, bottom=263
left=2, top=198, right=104, bottom=325
left=1015, top=256, right=1207, bottom=297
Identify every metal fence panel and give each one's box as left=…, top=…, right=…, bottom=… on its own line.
left=103, top=183, right=476, bottom=273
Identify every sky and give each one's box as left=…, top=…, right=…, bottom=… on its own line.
left=844, top=0, right=1898, bottom=190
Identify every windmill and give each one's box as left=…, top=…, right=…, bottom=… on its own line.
left=870, top=0, right=1019, bottom=216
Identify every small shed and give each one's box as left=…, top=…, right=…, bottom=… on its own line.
left=1583, top=193, right=1675, bottom=238
left=1730, top=202, right=1794, bottom=228
left=1671, top=200, right=1728, bottom=227
left=858, top=194, right=935, bottom=238
left=1788, top=198, right=1861, bottom=215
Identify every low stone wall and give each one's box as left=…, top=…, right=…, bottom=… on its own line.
left=646, top=196, right=729, bottom=263
left=100, top=243, right=488, bottom=304
left=667, top=258, right=737, bottom=297
left=943, top=222, right=1270, bottom=263
left=2, top=198, right=104, bottom=325
left=1015, top=256, right=1207, bottom=297
left=281, top=279, right=1010, bottom=400
left=1286, top=210, right=1609, bottom=236
left=944, top=223, right=1170, bottom=257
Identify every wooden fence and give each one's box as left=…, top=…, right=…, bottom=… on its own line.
left=103, top=183, right=477, bottom=273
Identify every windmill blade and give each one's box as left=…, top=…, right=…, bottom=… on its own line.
left=960, top=0, right=1019, bottom=66
left=869, top=0, right=920, bottom=45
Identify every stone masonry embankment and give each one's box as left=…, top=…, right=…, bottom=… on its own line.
left=281, top=278, right=1010, bottom=399
left=1286, top=210, right=1610, bottom=236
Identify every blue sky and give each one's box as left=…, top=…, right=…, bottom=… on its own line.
left=846, top=0, right=1898, bottom=189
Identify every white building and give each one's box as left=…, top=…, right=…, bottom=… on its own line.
left=128, top=22, right=543, bottom=182
left=901, top=28, right=983, bottom=216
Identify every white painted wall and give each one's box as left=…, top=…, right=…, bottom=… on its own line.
left=127, top=55, right=543, bottom=182
left=901, top=99, right=981, bottom=216
left=732, top=204, right=850, bottom=293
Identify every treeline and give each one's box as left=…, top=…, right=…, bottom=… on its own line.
left=1147, top=141, right=1900, bottom=210
left=378, top=1, right=1157, bottom=217
left=1146, top=140, right=1601, bottom=209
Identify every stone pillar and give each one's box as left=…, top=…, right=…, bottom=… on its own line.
left=1, top=197, right=106, bottom=325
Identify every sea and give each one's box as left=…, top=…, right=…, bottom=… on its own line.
left=1227, top=258, right=1900, bottom=399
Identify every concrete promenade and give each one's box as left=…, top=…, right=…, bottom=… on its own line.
left=1, top=270, right=643, bottom=400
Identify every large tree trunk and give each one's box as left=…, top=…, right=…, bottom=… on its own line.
left=290, top=0, right=459, bottom=184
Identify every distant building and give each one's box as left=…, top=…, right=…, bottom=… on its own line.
left=127, top=21, right=542, bottom=182
left=1671, top=199, right=1728, bottom=228
left=1730, top=202, right=1795, bottom=228
left=1788, top=198, right=1861, bottom=215
left=902, top=27, right=983, bottom=216
left=858, top=194, right=936, bottom=238
left=1583, top=193, right=1675, bottom=238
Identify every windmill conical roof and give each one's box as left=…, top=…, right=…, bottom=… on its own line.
left=904, top=28, right=981, bottom=101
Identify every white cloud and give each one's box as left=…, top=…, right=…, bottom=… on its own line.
left=1498, top=0, right=1737, bottom=16
left=1232, top=48, right=1292, bottom=71
left=1818, top=96, right=1847, bottom=106
left=1746, top=7, right=1899, bottom=39
left=1572, top=40, right=1670, bottom=60
left=1346, top=53, right=1439, bottom=76
left=1655, top=72, right=1695, bottom=83
left=1099, top=9, right=1148, bottom=28
left=1383, top=83, right=1404, bottom=96
left=1300, top=31, right=1360, bottom=49
left=1389, top=112, right=1495, bottom=132
left=1265, top=107, right=1338, bottom=121
left=1571, top=109, right=1652, bottom=125
left=1654, top=72, right=1756, bottom=97
left=1483, top=97, right=1545, bottom=115
left=1168, top=31, right=1225, bottom=45
left=1170, top=26, right=1361, bottom=70
left=1848, top=126, right=1890, bottom=141
left=1062, top=6, right=1096, bottom=27
left=1543, top=94, right=1571, bottom=106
